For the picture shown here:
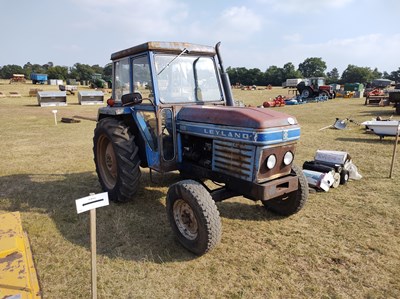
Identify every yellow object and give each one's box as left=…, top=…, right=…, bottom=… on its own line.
left=0, top=212, right=41, bottom=299
left=343, top=91, right=355, bottom=98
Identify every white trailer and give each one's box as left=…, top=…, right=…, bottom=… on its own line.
left=283, top=78, right=302, bottom=88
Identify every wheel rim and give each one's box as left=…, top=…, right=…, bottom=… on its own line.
left=173, top=199, right=198, bottom=240
left=302, top=89, right=310, bottom=97
left=97, top=135, right=117, bottom=189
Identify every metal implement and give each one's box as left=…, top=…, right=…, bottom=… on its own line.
left=37, top=91, right=67, bottom=107
left=0, top=212, right=41, bottom=299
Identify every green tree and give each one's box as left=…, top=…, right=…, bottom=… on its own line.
left=31, top=64, right=46, bottom=74
left=341, top=64, right=374, bottom=84
left=91, top=64, right=104, bottom=75
left=0, top=64, right=24, bottom=79
left=371, top=67, right=382, bottom=79
left=386, top=67, right=400, bottom=82
left=47, top=66, right=69, bottom=80
left=247, top=68, right=265, bottom=86
left=264, top=65, right=284, bottom=86
left=326, top=67, right=340, bottom=84
left=227, top=67, right=247, bottom=85
left=103, top=63, right=113, bottom=82
left=69, top=63, right=94, bottom=80
left=23, top=62, right=33, bottom=78
left=42, top=62, right=54, bottom=70
left=298, top=57, right=327, bottom=78
left=281, top=62, right=302, bottom=80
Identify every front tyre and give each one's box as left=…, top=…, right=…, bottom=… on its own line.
left=166, top=180, right=222, bottom=255
left=263, top=164, right=308, bottom=216
left=93, top=118, right=141, bottom=202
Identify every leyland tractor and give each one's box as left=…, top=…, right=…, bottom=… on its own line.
left=93, top=41, right=308, bottom=255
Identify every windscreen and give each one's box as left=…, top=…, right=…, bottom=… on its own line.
left=155, top=54, right=223, bottom=104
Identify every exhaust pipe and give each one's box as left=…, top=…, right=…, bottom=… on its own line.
left=215, top=42, right=234, bottom=106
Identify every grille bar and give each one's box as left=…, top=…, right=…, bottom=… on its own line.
left=212, top=140, right=255, bottom=181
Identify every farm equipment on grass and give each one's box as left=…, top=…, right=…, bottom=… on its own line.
left=30, top=73, right=48, bottom=84
left=93, top=41, right=308, bottom=255
left=263, top=95, right=286, bottom=107
left=9, top=74, right=26, bottom=84
left=388, top=90, right=400, bottom=115
left=297, top=77, right=335, bottom=99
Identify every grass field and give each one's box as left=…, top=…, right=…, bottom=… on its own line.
left=0, top=80, right=399, bottom=298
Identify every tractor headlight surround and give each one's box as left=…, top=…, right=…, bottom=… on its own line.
left=266, top=154, right=277, bottom=169
left=283, top=151, right=294, bottom=166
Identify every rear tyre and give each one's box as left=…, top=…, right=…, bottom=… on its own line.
left=262, top=164, right=308, bottom=216
left=301, top=88, right=312, bottom=98
left=93, top=118, right=141, bottom=202
left=166, top=180, right=222, bottom=255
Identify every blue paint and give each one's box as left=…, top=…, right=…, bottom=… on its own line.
left=178, top=121, right=300, bottom=146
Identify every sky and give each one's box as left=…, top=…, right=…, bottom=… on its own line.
left=1, top=0, right=399, bottom=75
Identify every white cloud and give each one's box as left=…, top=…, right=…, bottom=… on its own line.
left=211, top=6, right=263, bottom=42
left=256, top=0, right=354, bottom=13
left=219, top=6, right=262, bottom=33
left=70, top=0, right=189, bottom=40
left=283, top=33, right=303, bottom=43
left=265, top=34, right=400, bottom=72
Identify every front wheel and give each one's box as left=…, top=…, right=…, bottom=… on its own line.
left=166, top=180, right=222, bottom=255
left=262, top=164, right=308, bottom=216
left=319, top=91, right=329, bottom=99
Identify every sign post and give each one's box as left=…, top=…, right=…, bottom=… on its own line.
left=76, top=192, right=109, bottom=299
left=389, top=121, right=400, bottom=178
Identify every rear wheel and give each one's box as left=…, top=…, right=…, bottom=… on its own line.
left=301, top=88, right=312, bottom=98
left=93, top=118, right=141, bottom=202
left=166, top=180, right=222, bottom=255
left=262, top=164, right=308, bottom=216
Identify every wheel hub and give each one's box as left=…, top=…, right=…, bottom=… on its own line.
left=173, top=199, right=198, bottom=240
left=97, top=136, right=118, bottom=189
left=105, top=152, right=113, bottom=171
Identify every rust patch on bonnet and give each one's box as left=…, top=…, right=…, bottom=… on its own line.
left=0, top=252, right=23, bottom=271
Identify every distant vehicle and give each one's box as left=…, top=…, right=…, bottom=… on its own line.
left=9, top=74, right=26, bottom=84
left=296, top=77, right=335, bottom=99
left=90, top=73, right=107, bottom=88
left=30, top=73, right=48, bottom=84
left=282, top=78, right=302, bottom=88
left=371, top=79, right=391, bottom=89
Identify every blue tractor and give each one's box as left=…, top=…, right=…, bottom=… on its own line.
left=93, top=42, right=308, bottom=255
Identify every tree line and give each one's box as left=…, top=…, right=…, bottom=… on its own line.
left=227, top=57, right=400, bottom=86
left=1, top=57, right=399, bottom=86
left=0, top=62, right=112, bottom=82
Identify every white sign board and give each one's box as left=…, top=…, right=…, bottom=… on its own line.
left=76, top=192, right=109, bottom=214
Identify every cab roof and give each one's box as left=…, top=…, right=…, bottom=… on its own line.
left=111, top=41, right=216, bottom=61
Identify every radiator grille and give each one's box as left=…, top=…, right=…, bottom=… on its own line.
left=212, top=140, right=255, bottom=181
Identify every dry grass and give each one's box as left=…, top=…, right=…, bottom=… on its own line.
left=0, top=81, right=399, bottom=298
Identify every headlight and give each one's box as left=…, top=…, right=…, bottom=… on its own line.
left=266, top=154, right=277, bottom=169
left=283, top=151, right=294, bottom=165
